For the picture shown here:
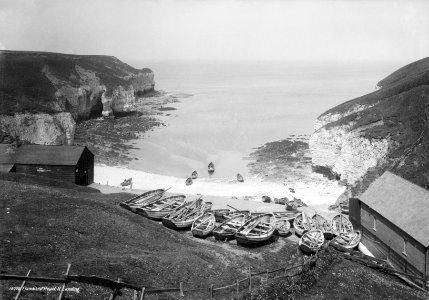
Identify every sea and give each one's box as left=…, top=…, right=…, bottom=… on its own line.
left=97, top=60, right=403, bottom=207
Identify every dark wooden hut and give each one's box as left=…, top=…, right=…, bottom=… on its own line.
left=349, top=171, right=429, bottom=288
left=13, top=145, right=94, bottom=185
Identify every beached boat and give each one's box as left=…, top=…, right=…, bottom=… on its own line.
left=275, top=219, right=291, bottom=236
left=136, top=195, right=186, bottom=220
left=311, top=213, right=334, bottom=240
left=331, top=231, right=361, bottom=252
left=235, top=213, right=276, bottom=246
left=120, top=178, right=132, bottom=187
left=237, top=173, right=244, bottom=182
left=191, top=171, right=198, bottom=179
left=213, top=209, right=231, bottom=222
left=191, top=212, right=216, bottom=237
left=273, top=211, right=300, bottom=221
left=162, top=198, right=210, bottom=230
left=274, top=197, right=288, bottom=205
left=119, top=188, right=167, bottom=212
left=222, top=210, right=250, bottom=221
left=185, top=177, right=193, bottom=186
left=293, top=212, right=315, bottom=237
left=331, top=214, right=354, bottom=236
left=299, top=229, right=325, bottom=254
left=208, top=162, right=215, bottom=174
left=213, top=214, right=247, bottom=241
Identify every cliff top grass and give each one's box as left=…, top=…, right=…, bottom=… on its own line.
left=0, top=50, right=152, bottom=115
left=1, top=173, right=426, bottom=299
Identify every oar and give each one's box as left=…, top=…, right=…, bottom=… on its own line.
left=227, top=204, right=239, bottom=211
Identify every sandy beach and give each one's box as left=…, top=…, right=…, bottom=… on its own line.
left=93, top=164, right=345, bottom=214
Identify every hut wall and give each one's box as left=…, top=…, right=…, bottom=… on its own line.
left=361, top=204, right=426, bottom=275
left=15, top=164, right=75, bottom=183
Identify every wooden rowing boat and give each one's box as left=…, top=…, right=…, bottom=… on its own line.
left=273, top=211, right=300, bottom=221
left=191, top=212, right=216, bottom=237
left=120, top=178, right=132, bottom=186
left=212, top=209, right=231, bottom=222
left=213, top=214, right=247, bottom=241
left=235, top=213, right=276, bottom=246
left=208, top=162, right=215, bottom=174
left=331, top=214, right=354, bottom=236
left=293, top=212, right=315, bottom=236
left=119, top=188, right=167, bottom=212
left=191, top=170, right=198, bottom=179
left=162, top=198, right=211, bottom=230
left=136, top=195, right=187, bottom=220
left=185, top=177, right=193, bottom=186
left=299, top=229, right=325, bottom=254
left=311, top=213, right=334, bottom=240
left=237, top=173, right=244, bottom=182
left=275, top=219, right=291, bottom=236
left=331, top=231, right=361, bottom=252
left=222, top=210, right=251, bottom=221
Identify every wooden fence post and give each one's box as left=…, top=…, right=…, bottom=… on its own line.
left=14, top=269, right=31, bottom=300
left=108, top=277, right=122, bottom=300
left=139, top=287, right=146, bottom=300
left=210, top=284, right=214, bottom=299
left=58, top=263, right=71, bottom=300
left=248, top=264, right=252, bottom=292
left=266, top=269, right=269, bottom=283
left=179, top=282, right=184, bottom=297
left=236, top=279, right=239, bottom=295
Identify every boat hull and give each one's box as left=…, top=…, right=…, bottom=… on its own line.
left=191, top=227, right=214, bottom=237
left=235, top=230, right=275, bottom=246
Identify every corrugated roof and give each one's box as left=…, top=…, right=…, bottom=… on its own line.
left=0, top=144, right=17, bottom=164
left=14, top=145, right=91, bottom=166
left=360, top=171, right=429, bottom=247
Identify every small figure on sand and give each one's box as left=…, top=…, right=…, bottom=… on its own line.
left=208, top=162, right=215, bottom=174
left=191, top=170, right=198, bottom=179
left=185, top=177, right=193, bottom=186
left=120, top=178, right=133, bottom=190
left=237, top=173, right=244, bottom=182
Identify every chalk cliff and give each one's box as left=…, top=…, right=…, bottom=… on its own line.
left=310, top=57, right=429, bottom=197
left=0, top=50, right=155, bottom=145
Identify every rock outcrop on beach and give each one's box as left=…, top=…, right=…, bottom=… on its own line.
left=310, top=57, right=429, bottom=197
left=0, top=50, right=155, bottom=145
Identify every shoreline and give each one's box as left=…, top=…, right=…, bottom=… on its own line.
left=93, top=164, right=345, bottom=213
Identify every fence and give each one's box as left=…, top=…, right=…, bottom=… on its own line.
left=0, top=254, right=319, bottom=300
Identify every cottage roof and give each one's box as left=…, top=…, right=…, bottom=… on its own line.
left=14, top=145, right=92, bottom=166
left=360, top=171, right=429, bottom=247
left=0, top=144, right=17, bottom=164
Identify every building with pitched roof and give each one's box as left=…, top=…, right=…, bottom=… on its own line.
left=0, top=144, right=94, bottom=185
left=349, top=171, right=429, bottom=287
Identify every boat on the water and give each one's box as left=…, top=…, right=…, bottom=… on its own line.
left=191, top=212, right=216, bottom=237
left=331, top=231, right=361, bottom=252
left=208, top=162, right=215, bottom=174
left=299, top=229, right=325, bottom=254
left=212, top=209, right=231, bottom=222
left=331, top=214, right=354, bottom=236
left=185, top=177, right=193, bottom=186
left=162, top=198, right=210, bottom=230
left=293, top=212, right=315, bottom=236
left=191, top=171, right=198, bottom=179
left=235, top=213, right=276, bottom=246
left=120, top=188, right=167, bottom=212
left=237, top=173, right=244, bottom=182
left=311, top=213, right=334, bottom=240
left=275, top=219, right=291, bottom=236
left=213, top=214, right=247, bottom=241
left=136, top=195, right=187, bottom=220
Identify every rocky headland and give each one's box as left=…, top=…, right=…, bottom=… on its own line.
left=309, top=57, right=429, bottom=205
left=0, top=50, right=155, bottom=145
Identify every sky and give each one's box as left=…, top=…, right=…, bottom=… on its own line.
left=0, top=0, right=428, bottom=62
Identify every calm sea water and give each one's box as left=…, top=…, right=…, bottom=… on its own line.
left=124, top=60, right=401, bottom=180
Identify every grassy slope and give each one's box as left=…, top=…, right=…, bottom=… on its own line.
left=316, top=57, right=429, bottom=193
left=0, top=50, right=148, bottom=115
left=1, top=174, right=427, bottom=299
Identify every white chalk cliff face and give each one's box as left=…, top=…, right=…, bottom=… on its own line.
left=0, top=113, right=76, bottom=145
left=309, top=56, right=429, bottom=196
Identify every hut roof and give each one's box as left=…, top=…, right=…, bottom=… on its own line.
left=0, top=164, right=15, bottom=173
left=360, top=171, right=429, bottom=247
left=14, top=145, right=92, bottom=166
